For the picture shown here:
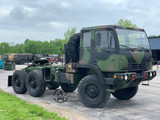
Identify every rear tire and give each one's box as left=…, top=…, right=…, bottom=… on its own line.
left=78, top=75, right=110, bottom=108
left=12, top=70, right=27, bottom=94
left=26, top=70, right=46, bottom=97
left=112, top=86, right=138, bottom=100
left=61, top=83, right=77, bottom=92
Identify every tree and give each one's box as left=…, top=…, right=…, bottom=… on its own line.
left=0, top=42, right=10, bottom=54
left=116, top=19, right=137, bottom=28
left=64, top=27, right=76, bottom=41
left=24, top=39, right=43, bottom=54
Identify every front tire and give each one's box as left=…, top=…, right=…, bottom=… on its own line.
left=112, top=86, right=138, bottom=100
left=78, top=75, right=110, bottom=108
left=12, top=70, right=27, bottom=94
left=26, top=70, right=46, bottom=97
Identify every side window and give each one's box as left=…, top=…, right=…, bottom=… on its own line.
left=95, top=31, right=115, bottom=48
left=83, top=32, right=91, bottom=47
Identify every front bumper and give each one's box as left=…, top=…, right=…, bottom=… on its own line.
left=105, top=70, right=156, bottom=90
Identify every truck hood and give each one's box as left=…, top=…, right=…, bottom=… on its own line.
left=119, top=50, right=152, bottom=71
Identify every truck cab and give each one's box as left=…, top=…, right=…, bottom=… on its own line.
left=74, top=26, right=155, bottom=88
left=79, top=25, right=152, bottom=72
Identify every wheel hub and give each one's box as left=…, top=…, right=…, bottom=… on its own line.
left=86, top=84, right=99, bottom=98
left=15, top=78, right=20, bottom=87
left=30, top=79, right=37, bottom=89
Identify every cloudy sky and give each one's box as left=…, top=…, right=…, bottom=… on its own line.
left=0, top=0, right=160, bottom=44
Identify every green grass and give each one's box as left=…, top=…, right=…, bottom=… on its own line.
left=0, top=89, right=67, bottom=120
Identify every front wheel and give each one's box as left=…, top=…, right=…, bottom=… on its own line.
left=112, top=86, right=138, bottom=100
left=26, top=70, right=46, bottom=97
left=78, top=75, right=110, bottom=108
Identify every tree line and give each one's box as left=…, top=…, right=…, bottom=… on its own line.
left=0, top=28, right=76, bottom=55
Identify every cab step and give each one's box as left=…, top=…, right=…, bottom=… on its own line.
left=142, top=81, right=149, bottom=86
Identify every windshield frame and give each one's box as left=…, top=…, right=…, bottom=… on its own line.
left=115, top=28, right=151, bottom=50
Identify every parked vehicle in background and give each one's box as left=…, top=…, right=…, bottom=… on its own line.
left=4, top=61, right=15, bottom=70
left=0, top=54, right=8, bottom=62
left=8, top=53, right=34, bottom=64
left=49, top=57, right=58, bottom=63
left=40, top=57, right=58, bottom=64
left=0, top=59, right=4, bottom=69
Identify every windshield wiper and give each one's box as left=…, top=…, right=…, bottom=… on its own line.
left=120, top=45, right=134, bottom=51
left=136, top=46, right=149, bottom=52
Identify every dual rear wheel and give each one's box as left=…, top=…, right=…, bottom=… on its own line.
left=12, top=70, right=46, bottom=97
left=12, top=70, right=77, bottom=97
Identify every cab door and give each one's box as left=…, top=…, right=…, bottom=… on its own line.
left=92, top=30, right=117, bottom=72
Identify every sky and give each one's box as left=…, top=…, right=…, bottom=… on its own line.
left=0, top=0, right=160, bottom=44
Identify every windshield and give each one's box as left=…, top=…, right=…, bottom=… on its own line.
left=116, top=29, right=150, bottom=49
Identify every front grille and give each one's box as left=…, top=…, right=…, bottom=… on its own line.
left=121, top=63, right=148, bottom=71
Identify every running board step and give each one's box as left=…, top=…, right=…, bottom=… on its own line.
left=142, top=81, right=149, bottom=86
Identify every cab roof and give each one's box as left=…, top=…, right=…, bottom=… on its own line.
left=81, top=25, right=144, bottom=31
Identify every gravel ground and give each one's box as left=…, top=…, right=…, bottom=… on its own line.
left=0, top=65, right=160, bottom=120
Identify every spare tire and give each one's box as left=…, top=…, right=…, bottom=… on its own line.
left=65, top=33, right=81, bottom=64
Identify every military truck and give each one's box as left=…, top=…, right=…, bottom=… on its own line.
left=8, top=53, right=33, bottom=64
left=8, top=25, right=156, bottom=108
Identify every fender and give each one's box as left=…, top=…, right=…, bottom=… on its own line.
left=76, top=64, right=105, bottom=84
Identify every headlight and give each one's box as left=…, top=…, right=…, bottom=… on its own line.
left=125, top=75, right=128, bottom=80
left=150, top=72, right=152, bottom=77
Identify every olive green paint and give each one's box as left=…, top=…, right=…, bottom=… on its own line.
left=97, top=54, right=128, bottom=72
left=116, top=55, right=128, bottom=71
left=97, top=47, right=103, bottom=53
left=97, top=54, right=116, bottom=72
left=81, top=49, right=90, bottom=64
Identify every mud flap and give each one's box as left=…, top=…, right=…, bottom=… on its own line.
left=8, top=75, right=12, bottom=86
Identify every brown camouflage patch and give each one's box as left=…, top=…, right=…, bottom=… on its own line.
left=79, top=59, right=86, bottom=64
left=107, top=66, right=115, bottom=71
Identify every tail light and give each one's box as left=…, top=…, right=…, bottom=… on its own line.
left=131, top=74, right=135, bottom=81
left=145, top=73, right=148, bottom=80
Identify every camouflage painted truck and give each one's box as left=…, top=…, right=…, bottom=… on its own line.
left=8, top=25, right=156, bottom=108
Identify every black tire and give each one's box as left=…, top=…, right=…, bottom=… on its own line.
left=61, top=83, right=77, bottom=92
left=26, top=70, right=46, bottom=97
left=112, top=86, right=138, bottom=100
left=78, top=75, right=110, bottom=108
left=65, top=33, right=81, bottom=64
left=12, top=70, right=27, bottom=94
left=47, top=83, right=59, bottom=90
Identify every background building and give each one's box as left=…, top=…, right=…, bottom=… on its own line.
left=149, top=37, right=160, bottom=64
